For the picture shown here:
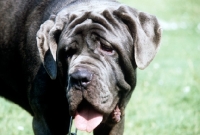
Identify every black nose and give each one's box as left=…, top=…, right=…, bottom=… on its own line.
left=70, top=69, right=93, bottom=89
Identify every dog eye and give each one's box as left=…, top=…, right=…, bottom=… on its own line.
left=65, top=48, right=77, bottom=59
left=91, top=34, right=114, bottom=55
left=100, top=43, right=113, bottom=53
left=65, top=43, right=77, bottom=60
left=98, top=38, right=114, bottom=55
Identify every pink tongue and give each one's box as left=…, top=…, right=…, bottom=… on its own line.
left=74, top=106, right=103, bottom=132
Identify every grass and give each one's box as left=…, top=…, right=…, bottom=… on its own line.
left=0, top=0, right=200, bottom=134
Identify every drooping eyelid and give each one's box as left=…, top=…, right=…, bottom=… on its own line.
left=99, top=38, right=112, bottom=48
left=92, top=33, right=113, bottom=48
left=59, top=37, right=74, bottom=49
left=63, top=39, right=78, bottom=51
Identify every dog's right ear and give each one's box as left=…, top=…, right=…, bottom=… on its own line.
left=114, top=6, right=162, bottom=69
left=36, top=15, right=64, bottom=80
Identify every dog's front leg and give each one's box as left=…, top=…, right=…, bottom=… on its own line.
left=29, top=66, right=70, bottom=135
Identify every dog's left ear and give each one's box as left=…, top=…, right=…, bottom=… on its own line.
left=114, top=6, right=162, bottom=69
left=36, top=15, right=65, bottom=79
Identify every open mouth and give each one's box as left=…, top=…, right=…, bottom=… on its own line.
left=74, top=100, right=103, bottom=132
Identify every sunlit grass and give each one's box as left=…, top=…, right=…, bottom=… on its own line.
left=0, top=98, right=33, bottom=135
left=0, top=0, right=200, bottom=134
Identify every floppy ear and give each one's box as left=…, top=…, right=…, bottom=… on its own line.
left=36, top=15, right=64, bottom=79
left=114, top=6, right=162, bottom=69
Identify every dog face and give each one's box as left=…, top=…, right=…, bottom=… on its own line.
left=36, top=0, right=161, bottom=132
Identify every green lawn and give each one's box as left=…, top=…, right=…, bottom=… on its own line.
left=0, top=0, right=200, bottom=135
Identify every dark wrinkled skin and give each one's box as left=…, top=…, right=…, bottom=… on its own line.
left=0, top=0, right=161, bottom=135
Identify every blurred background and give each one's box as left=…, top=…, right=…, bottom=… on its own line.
left=0, top=0, right=199, bottom=135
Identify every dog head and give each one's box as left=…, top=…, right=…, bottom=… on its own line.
left=36, top=0, right=161, bottom=132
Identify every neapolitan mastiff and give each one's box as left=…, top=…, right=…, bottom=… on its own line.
left=0, top=0, right=161, bottom=134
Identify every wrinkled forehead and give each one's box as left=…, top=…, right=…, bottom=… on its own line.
left=56, top=1, right=132, bottom=50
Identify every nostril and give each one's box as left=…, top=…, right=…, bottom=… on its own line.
left=81, top=78, right=90, bottom=85
left=70, top=69, right=93, bottom=89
